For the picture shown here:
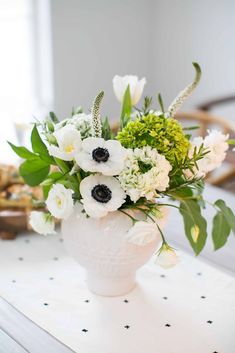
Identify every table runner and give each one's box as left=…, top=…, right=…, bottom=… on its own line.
left=0, top=232, right=235, bottom=353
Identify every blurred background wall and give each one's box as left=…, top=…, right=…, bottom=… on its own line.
left=1, top=0, right=235, bottom=162
left=51, top=0, right=235, bottom=119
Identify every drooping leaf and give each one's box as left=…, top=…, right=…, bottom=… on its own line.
left=19, top=158, right=50, bottom=186
left=120, top=85, right=131, bottom=129
left=31, top=125, right=54, bottom=164
left=7, top=142, right=36, bottom=160
left=180, top=199, right=207, bottom=255
left=215, top=199, right=235, bottom=235
left=212, top=211, right=231, bottom=250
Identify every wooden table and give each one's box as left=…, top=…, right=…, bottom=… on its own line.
left=0, top=184, right=234, bottom=353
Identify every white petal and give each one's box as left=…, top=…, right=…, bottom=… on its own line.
left=47, top=144, right=73, bottom=161
left=81, top=137, right=105, bottom=153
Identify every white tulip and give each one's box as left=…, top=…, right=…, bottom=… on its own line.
left=155, top=244, right=179, bottom=269
left=47, top=125, right=82, bottom=161
left=113, top=75, right=146, bottom=105
left=46, top=184, right=74, bottom=220
left=126, top=221, right=160, bottom=246
left=29, top=211, right=55, bottom=235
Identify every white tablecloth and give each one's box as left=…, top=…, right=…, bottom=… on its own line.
left=0, top=231, right=235, bottom=353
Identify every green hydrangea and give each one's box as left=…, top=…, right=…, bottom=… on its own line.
left=117, top=113, right=190, bottom=164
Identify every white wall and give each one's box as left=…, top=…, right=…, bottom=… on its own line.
left=50, top=0, right=155, bottom=120
left=50, top=0, right=235, bottom=120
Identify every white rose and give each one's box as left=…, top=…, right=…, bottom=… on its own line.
left=112, top=75, right=146, bottom=105
left=186, top=131, right=229, bottom=178
left=155, top=244, right=179, bottom=269
left=47, top=124, right=82, bottom=161
left=126, top=221, right=160, bottom=246
left=46, top=184, right=74, bottom=220
left=29, top=211, right=55, bottom=235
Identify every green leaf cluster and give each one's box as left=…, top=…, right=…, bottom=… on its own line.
left=8, top=125, right=54, bottom=186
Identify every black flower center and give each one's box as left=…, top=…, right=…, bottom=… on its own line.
left=92, top=147, right=110, bottom=163
left=91, top=184, right=112, bottom=203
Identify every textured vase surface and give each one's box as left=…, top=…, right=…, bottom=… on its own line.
left=62, top=206, right=165, bottom=296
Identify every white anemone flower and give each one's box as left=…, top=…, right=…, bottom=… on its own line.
left=80, top=174, right=126, bottom=218
left=75, top=137, right=127, bottom=176
left=113, top=75, right=146, bottom=105
left=29, top=211, right=55, bottom=235
left=46, top=184, right=74, bottom=220
left=47, top=125, right=82, bottom=161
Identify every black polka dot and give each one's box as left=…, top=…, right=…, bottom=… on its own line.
left=84, top=300, right=90, bottom=303
left=201, top=295, right=206, bottom=299
left=53, top=257, right=58, bottom=261
left=18, top=257, right=24, bottom=261
left=82, top=329, right=88, bottom=333
left=44, top=303, right=49, bottom=306
left=25, top=239, right=30, bottom=243
left=49, top=277, right=54, bottom=280
left=160, top=274, right=166, bottom=278
left=165, top=324, right=171, bottom=327
left=124, top=325, right=130, bottom=329
left=163, top=297, right=168, bottom=300
left=12, top=280, right=16, bottom=283
left=124, top=299, right=129, bottom=303
left=207, top=320, right=213, bottom=324
left=197, top=272, right=202, bottom=276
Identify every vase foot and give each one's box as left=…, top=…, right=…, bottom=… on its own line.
left=86, top=272, right=136, bottom=297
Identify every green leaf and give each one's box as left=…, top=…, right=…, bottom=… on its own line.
left=31, top=125, right=54, bottom=164
left=180, top=199, right=207, bottom=255
left=212, top=211, right=231, bottom=250
left=53, top=158, right=70, bottom=173
left=43, top=184, right=51, bottom=199
left=215, top=199, right=235, bottom=235
left=19, top=158, right=50, bottom=186
left=102, top=116, right=114, bottom=140
left=157, top=93, right=165, bottom=113
left=7, top=142, right=36, bottom=160
left=49, top=111, right=59, bottom=123
left=120, top=85, right=131, bottom=129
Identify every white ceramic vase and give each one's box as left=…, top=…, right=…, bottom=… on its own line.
left=62, top=206, right=166, bottom=297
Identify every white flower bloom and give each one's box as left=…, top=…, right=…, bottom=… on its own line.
left=55, top=113, right=92, bottom=139
left=118, top=146, right=172, bottom=202
left=29, top=211, right=55, bottom=236
left=75, top=137, right=127, bottom=176
left=80, top=174, right=126, bottom=218
left=126, top=221, right=160, bottom=246
left=155, top=244, right=179, bottom=269
left=46, top=184, right=74, bottom=220
left=113, top=75, right=146, bottom=105
left=47, top=125, right=82, bottom=161
left=186, top=130, right=229, bottom=178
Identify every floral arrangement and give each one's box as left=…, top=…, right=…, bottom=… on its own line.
left=9, top=63, right=235, bottom=269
